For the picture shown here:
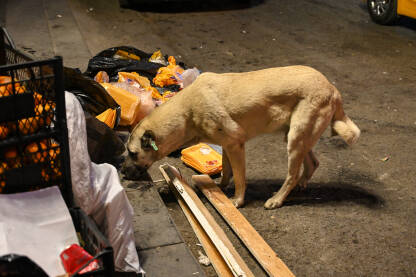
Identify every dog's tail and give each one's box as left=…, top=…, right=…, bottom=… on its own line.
left=331, top=88, right=360, bottom=145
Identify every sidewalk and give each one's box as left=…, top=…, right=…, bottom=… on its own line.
left=3, top=0, right=205, bottom=276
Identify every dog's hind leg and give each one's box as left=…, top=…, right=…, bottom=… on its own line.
left=219, top=150, right=232, bottom=188
left=264, top=102, right=332, bottom=209
left=298, top=150, right=319, bottom=189
left=223, top=143, right=246, bottom=208
left=264, top=132, right=307, bottom=209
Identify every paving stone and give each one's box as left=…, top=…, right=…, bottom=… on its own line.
left=138, top=243, right=206, bottom=277
left=124, top=181, right=184, bottom=250
left=43, top=0, right=91, bottom=70
left=5, top=0, right=54, bottom=59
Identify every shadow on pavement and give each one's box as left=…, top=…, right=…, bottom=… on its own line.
left=233, top=179, right=385, bottom=209
left=120, top=0, right=264, bottom=13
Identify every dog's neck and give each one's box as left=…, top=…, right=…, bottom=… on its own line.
left=146, top=93, right=198, bottom=158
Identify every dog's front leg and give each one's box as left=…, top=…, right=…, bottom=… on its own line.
left=219, top=150, right=232, bottom=188
left=223, top=143, right=246, bottom=208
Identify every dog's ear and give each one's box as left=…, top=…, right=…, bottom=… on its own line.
left=141, top=130, right=158, bottom=151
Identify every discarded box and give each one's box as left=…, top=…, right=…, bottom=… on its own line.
left=181, top=143, right=222, bottom=175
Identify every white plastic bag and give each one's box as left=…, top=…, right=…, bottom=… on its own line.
left=65, top=92, right=143, bottom=274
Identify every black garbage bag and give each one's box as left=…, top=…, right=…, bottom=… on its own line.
left=84, top=112, right=126, bottom=164
left=64, top=67, right=121, bottom=128
left=84, top=46, right=164, bottom=80
left=0, top=254, right=48, bottom=277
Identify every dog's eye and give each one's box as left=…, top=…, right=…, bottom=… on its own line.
left=141, top=136, right=151, bottom=150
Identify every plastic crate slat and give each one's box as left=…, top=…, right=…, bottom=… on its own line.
left=4, top=164, right=42, bottom=192
left=0, top=93, right=35, bottom=122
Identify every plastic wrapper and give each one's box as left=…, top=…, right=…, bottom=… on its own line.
left=95, top=108, right=117, bottom=129
left=149, top=50, right=167, bottom=65
left=118, top=71, right=151, bottom=88
left=94, top=71, right=110, bottom=83
left=60, top=244, right=99, bottom=275
left=152, top=56, right=184, bottom=87
left=113, top=49, right=141, bottom=61
left=175, top=67, right=200, bottom=89
left=181, top=143, right=222, bottom=175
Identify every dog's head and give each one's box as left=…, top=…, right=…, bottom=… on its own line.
left=126, top=123, right=160, bottom=172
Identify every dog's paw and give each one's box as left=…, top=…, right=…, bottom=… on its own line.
left=230, top=197, right=244, bottom=208
left=264, top=198, right=283, bottom=210
left=298, top=177, right=308, bottom=190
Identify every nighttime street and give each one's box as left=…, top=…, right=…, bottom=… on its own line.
left=2, top=0, right=416, bottom=276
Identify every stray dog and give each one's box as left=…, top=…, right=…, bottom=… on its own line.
left=126, top=66, right=360, bottom=209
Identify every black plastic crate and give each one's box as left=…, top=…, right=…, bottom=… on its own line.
left=0, top=28, right=115, bottom=276
left=0, top=30, right=72, bottom=206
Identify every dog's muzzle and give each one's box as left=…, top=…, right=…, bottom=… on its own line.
left=121, top=151, right=147, bottom=180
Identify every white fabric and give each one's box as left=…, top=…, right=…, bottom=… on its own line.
left=0, top=187, right=78, bottom=276
left=65, top=92, right=142, bottom=273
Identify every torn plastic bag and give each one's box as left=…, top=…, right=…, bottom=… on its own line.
left=64, top=67, right=121, bottom=128
left=84, top=46, right=164, bottom=80
left=0, top=254, right=48, bottom=277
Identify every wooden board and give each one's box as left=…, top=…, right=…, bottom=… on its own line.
left=192, top=174, right=295, bottom=277
left=159, top=166, right=234, bottom=277
left=160, top=164, right=254, bottom=277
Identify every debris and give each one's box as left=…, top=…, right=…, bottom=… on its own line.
left=181, top=144, right=222, bottom=175
left=95, top=108, right=117, bottom=129
left=241, top=30, right=247, bottom=34
left=159, top=164, right=253, bottom=277
left=87, top=7, right=94, bottom=13
left=381, top=156, right=390, bottom=162
left=193, top=174, right=295, bottom=277
left=56, top=14, right=62, bottom=18
left=198, top=250, right=211, bottom=266
left=153, top=56, right=184, bottom=87
left=94, top=71, right=109, bottom=83
left=175, top=68, right=200, bottom=89
left=149, top=50, right=167, bottom=65
left=378, top=173, right=389, bottom=181
left=100, top=83, right=141, bottom=126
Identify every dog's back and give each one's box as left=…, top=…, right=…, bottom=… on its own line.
left=185, top=66, right=339, bottom=140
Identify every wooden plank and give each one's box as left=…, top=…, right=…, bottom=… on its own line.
left=160, top=164, right=254, bottom=277
left=159, top=166, right=234, bottom=277
left=192, top=174, right=295, bottom=277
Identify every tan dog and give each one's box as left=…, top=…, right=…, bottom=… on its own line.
left=126, top=66, right=360, bottom=209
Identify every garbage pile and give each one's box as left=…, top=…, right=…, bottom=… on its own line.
left=83, top=46, right=200, bottom=129
left=76, top=46, right=222, bottom=175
